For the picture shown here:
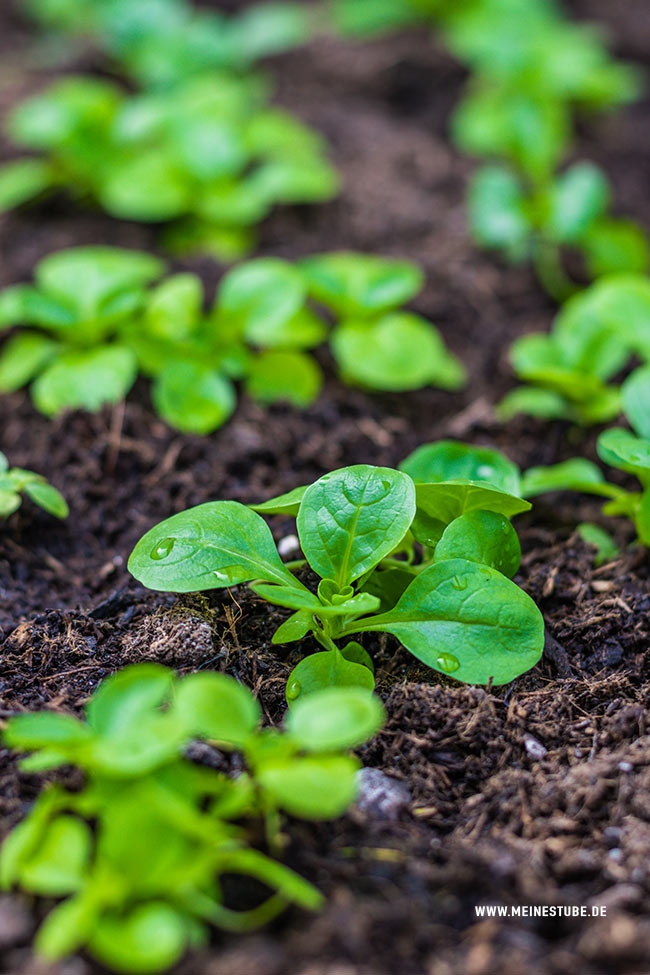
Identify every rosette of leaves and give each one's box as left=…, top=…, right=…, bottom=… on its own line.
left=22, top=0, right=313, bottom=89
left=1, top=663, right=383, bottom=974
left=129, top=442, right=544, bottom=699
left=0, top=451, right=68, bottom=519
left=498, top=273, right=650, bottom=425
left=521, top=365, right=650, bottom=546
left=0, top=73, right=339, bottom=260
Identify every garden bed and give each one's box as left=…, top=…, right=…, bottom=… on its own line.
left=2, top=1, right=650, bottom=973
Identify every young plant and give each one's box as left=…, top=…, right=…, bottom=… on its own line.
left=1, top=663, right=383, bottom=973
left=0, top=452, right=68, bottom=519
left=0, top=247, right=465, bottom=431
left=128, top=443, right=544, bottom=698
left=0, top=73, right=339, bottom=260
left=520, top=365, right=650, bottom=545
left=498, top=273, right=650, bottom=425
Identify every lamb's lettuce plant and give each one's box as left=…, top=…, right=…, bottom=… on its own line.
left=0, top=452, right=68, bottom=519
left=498, top=274, right=650, bottom=425
left=0, top=247, right=465, bottom=431
left=520, top=366, right=650, bottom=545
left=1, top=663, right=383, bottom=973
left=0, top=73, right=339, bottom=260
left=129, top=444, right=544, bottom=697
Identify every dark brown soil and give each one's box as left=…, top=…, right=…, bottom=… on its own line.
left=2, top=2, right=650, bottom=974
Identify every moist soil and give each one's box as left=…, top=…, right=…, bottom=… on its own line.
left=1, top=2, right=650, bottom=973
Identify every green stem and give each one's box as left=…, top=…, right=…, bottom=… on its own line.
left=532, top=240, right=579, bottom=303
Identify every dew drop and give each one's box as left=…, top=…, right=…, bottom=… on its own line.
left=150, top=537, right=175, bottom=560
left=436, top=652, right=460, bottom=673
left=286, top=680, right=301, bottom=701
left=451, top=575, right=468, bottom=591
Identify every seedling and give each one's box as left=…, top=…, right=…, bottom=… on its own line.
left=1, top=663, right=383, bottom=973
left=0, top=73, right=339, bottom=260
left=129, top=442, right=544, bottom=697
left=0, top=452, right=68, bottom=519
left=498, top=274, right=650, bottom=425
left=520, top=365, right=650, bottom=545
left=0, top=247, right=465, bottom=431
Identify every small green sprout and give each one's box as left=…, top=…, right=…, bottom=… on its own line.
left=520, top=365, right=650, bottom=545
left=0, top=247, right=465, bottom=431
left=128, top=442, right=544, bottom=697
left=498, top=274, right=650, bottom=426
left=0, top=452, right=68, bottom=519
left=1, top=663, right=384, bottom=973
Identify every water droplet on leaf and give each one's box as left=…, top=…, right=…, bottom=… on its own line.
left=436, top=652, right=460, bottom=673
left=451, top=575, right=468, bottom=591
left=286, top=680, right=301, bottom=701
left=150, top=537, right=175, bottom=560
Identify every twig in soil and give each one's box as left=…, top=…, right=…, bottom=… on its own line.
left=543, top=632, right=573, bottom=677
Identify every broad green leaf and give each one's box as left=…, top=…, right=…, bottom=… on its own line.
left=329, top=0, right=420, bottom=36
left=32, top=345, right=137, bottom=415
left=299, top=252, right=424, bottom=318
left=286, top=650, right=375, bottom=704
left=4, top=712, right=91, bottom=749
left=153, top=362, right=236, bottom=434
left=249, top=484, right=306, bottom=516
left=0, top=332, right=59, bottom=392
left=88, top=903, right=188, bottom=975
left=170, top=118, right=246, bottom=181
left=128, top=500, right=302, bottom=592
left=577, top=523, right=620, bottom=566
left=521, top=459, right=617, bottom=498
left=272, top=610, right=313, bottom=644
left=544, top=162, right=609, bottom=243
left=297, top=466, right=416, bottom=586
left=247, top=156, right=339, bottom=204
left=217, top=258, right=306, bottom=338
left=245, top=350, right=322, bottom=407
left=0, top=159, right=54, bottom=211
left=496, top=387, right=571, bottom=422
left=434, top=510, right=521, bottom=577
left=233, top=2, right=312, bottom=60
left=468, top=164, right=530, bottom=258
left=86, top=664, right=174, bottom=737
left=173, top=672, right=260, bottom=745
left=8, top=76, right=120, bottom=149
left=400, top=440, right=522, bottom=495
left=360, top=566, right=415, bottom=612
left=144, top=273, right=202, bottom=341
left=554, top=273, right=650, bottom=361
left=598, top=428, right=650, bottom=478
left=0, top=490, right=21, bottom=517
left=100, top=153, right=192, bottom=221
left=257, top=754, right=360, bottom=819
left=287, top=686, right=383, bottom=751
left=340, top=640, right=374, bottom=672
left=251, top=583, right=379, bottom=617
left=332, top=313, right=465, bottom=391
left=24, top=481, right=69, bottom=519
left=583, top=218, right=649, bottom=278
left=36, top=892, right=100, bottom=961
left=636, top=488, right=650, bottom=545
left=348, top=558, right=544, bottom=685
left=20, top=816, right=91, bottom=896
left=621, top=366, right=650, bottom=440
left=410, top=510, right=447, bottom=548
left=415, top=481, right=530, bottom=524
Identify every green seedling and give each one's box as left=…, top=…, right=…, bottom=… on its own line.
left=23, top=0, right=313, bottom=88
left=129, top=442, right=544, bottom=697
left=0, top=451, right=68, bottom=519
left=0, top=247, right=465, bottom=430
left=576, top=522, right=620, bottom=566
left=1, top=663, right=383, bottom=973
left=0, top=73, right=338, bottom=260
left=498, top=273, right=650, bottom=426
left=520, top=365, right=650, bottom=544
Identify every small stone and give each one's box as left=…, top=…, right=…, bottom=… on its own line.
left=355, top=767, right=411, bottom=820
left=618, top=761, right=633, bottom=773
left=278, top=534, right=300, bottom=558
left=524, top=734, right=548, bottom=760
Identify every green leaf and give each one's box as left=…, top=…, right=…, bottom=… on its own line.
left=332, top=313, right=465, bottom=391
left=20, top=816, right=91, bottom=896
left=100, top=153, right=192, bottom=221
left=360, top=566, right=415, bottom=612
left=0, top=490, right=21, bottom=517
left=0, top=332, right=59, bottom=392
left=144, top=273, right=202, bottom=341
left=0, top=159, right=54, bottom=211
left=636, top=488, right=650, bottom=545
left=621, top=366, right=650, bottom=440
left=400, top=440, right=522, bottom=495
left=173, top=672, right=260, bottom=745
left=299, top=252, right=424, bottom=318
left=496, top=387, right=571, bottom=422
left=88, top=903, right=189, bottom=975
left=245, top=350, right=322, bottom=407
left=521, top=459, right=615, bottom=498
left=348, top=559, right=544, bottom=685
left=272, top=610, right=313, bottom=644
left=597, top=428, right=650, bottom=478
left=248, top=156, right=339, bottom=204
left=544, top=162, right=609, bottom=244
left=86, top=663, right=174, bottom=737
left=153, top=362, right=236, bottom=434
left=340, top=640, right=374, bottom=673
left=468, top=164, right=530, bottom=258
left=434, top=509, right=521, bottom=577
left=577, top=523, right=620, bottom=566
left=286, top=650, right=375, bottom=703
left=36, top=892, right=100, bottom=961
left=415, top=481, right=530, bottom=524
left=251, top=583, right=380, bottom=617
left=217, top=258, right=306, bottom=338
left=24, top=481, right=69, bottom=518
left=329, top=0, right=419, bottom=35
left=297, top=466, right=416, bottom=586
left=554, top=274, right=650, bottom=362
left=4, top=711, right=91, bottom=749
left=257, top=754, right=360, bottom=819
left=287, top=686, right=383, bottom=750
left=249, top=484, right=307, bottom=516
left=128, top=500, right=302, bottom=593
left=582, top=218, right=650, bottom=278
left=32, top=345, right=138, bottom=415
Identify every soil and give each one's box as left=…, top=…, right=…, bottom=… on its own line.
left=1, top=1, right=650, bottom=973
